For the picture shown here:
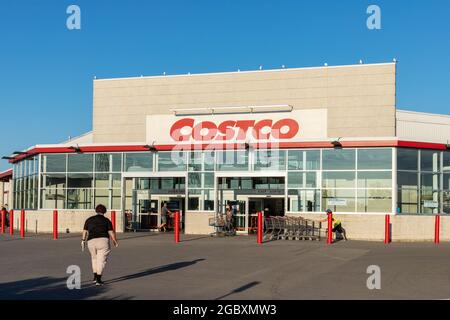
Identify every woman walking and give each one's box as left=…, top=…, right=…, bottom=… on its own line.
left=82, top=204, right=119, bottom=286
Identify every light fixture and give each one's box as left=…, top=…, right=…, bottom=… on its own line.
left=359, top=59, right=364, bottom=64
left=144, top=142, right=157, bottom=152
left=13, top=151, right=27, bottom=155
left=68, top=145, right=82, bottom=153
left=1, top=156, right=14, bottom=160
left=331, top=138, right=343, bottom=148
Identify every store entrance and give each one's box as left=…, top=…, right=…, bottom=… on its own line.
left=125, top=177, right=186, bottom=232
left=248, top=197, right=285, bottom=234
left=217, top=176, right=286, bottom=235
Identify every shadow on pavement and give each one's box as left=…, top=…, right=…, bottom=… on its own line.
left=215, top=281, right=261, bottom=300
left=0, top=276, right=132, bottom=300
left=106, top=259, right=205, bottom=284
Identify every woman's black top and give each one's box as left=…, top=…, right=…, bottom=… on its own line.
left=83, top=215, right=113, bottom=240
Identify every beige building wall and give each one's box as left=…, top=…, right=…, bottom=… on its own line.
left=93, top=63, right=397, bottom=143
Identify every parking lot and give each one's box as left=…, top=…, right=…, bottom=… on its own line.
left=1, top=232, right=450, bottom=300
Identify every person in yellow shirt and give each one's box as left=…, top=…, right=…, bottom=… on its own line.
left=321, top=209, right=348, bottom=241
left=331, top=217, right=347, bottom=241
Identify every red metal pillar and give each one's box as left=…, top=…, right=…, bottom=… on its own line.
left=384, top=214, right=390, bottom=244
left=257, top=211, right=263, bottom=244
left=53, top=210, right=58, bottom=240
left=327, top=212, right=333, bottom=245
left=174, top=211, right=180, bottom=243
left=1, top=209, right=5, bottom=234
left=20, top=209, right=25, bottom=238
left=434, top=214, right=440, bottom=244
left=9, top=210, right=14, bottom=235
left=111, top=211, right=116, bottom=232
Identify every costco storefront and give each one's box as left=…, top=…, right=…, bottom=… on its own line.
left=6, top=62, right=450, bottom=240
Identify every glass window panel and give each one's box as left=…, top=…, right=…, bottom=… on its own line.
left=112, top=173, right=122, bottom=188
left=254, top=150, right=286, bottom=171
left=112, top=189, right=121, bottom=209
left=421, top=173, right=440, bottom=190
left=94, top=188, right=109, bottom=208
left=358, top=171, right=392, bottom=188
left=398, top=172, right=419, bottom=189
left=216, top=150, right=249, bottom=171
left=188, top=173, right=202, bottom=188
left=67, top=173, right=93, bottom=188
left=305, top=150, right=320, bottom=170
left=357, top=189, right=392, bottom=213
left=125, top=153, right=153, bottom=172
left=41, top=188, right=66, bottom=209
left=44, top=174, right=66, bottom=188
left=158, top=152, right=186, bottom=171
left=94, top=173, right=110, bottom=188
left=444, top=191, right=450, bottom=214
left=67, top=188, right=93, bottom=209
left=322, top=189, right=355, bottom=212
left=204, top=150, right=215, bottom=171
left=188, top=189, right=201, bottom=211
left=322, top=149, right=355, bottom=170
left=43, top=154, right=66, bottom=173
left=188, top=152, right=203, bottom=171
left=288, top=150, right=303, bottom=170
left=397, top=188, right=418, bottom=214
left=444, top=152, right=450, bottom=172
left=420, top=188, right=440, bottom=214
left=421, top=150, right=440, bottom=172
left=397, top=149, right=418, bottom=171
left=288, top=172, right=303, bottom=188
left=68, top=154, right=93, bottom=172
left=358, top=149, right=392, bottom=170
left=288, top=189, right=320, bottom=212
left=204, top=173, right=214, bottom=188
left=95, top=154, right=110, bottom=172
left=241, top=178, right=252, bottom=189
left=305, top=172, right=317, bottom=188
left=322, top=172, right=355, bottom=188
left=112, top=154, right=122, bottom=172
left=444, top=173, right=450, bottom=190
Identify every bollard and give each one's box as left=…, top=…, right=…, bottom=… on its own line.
left=53, top=210, right=58, bottom=240
left=111, top=211, right=116, bottom=232
left=1, top=209, right=5, bottom=234
left=9, top=210, right=14, bottom=235
left=257, top=211, right=263, bottom=244
left=20, top=209, right=25, bottom=238
left=174, top=211, right=180, bottom=243
left=434, top=214, right=440, bottom=244
left=327, top=212, right=333, bottom=245
left=384, top=214, right=390, bottom=244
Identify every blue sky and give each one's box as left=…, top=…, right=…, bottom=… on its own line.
left=0, top=0, right=449, bottom=171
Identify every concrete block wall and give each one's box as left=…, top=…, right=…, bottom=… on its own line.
left=298, top=213, right=445, bottom=242
left=185, top=212, right=215, bottom=235
left=10, top=210, right=124, bottom=234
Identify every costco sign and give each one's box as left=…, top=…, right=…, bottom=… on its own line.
left=146, top=109, right=327, bottom=144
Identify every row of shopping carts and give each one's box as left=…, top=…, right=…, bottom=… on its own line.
left=209, top=214, right=236, bottom=237
left=263, top=216, right=322, bottom=241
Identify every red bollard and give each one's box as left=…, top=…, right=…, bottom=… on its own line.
left=1, top=209, right=5, bottom=234
left=257, top=211, right=263, bottom=244
left=53, top=210, right=58, bottom=240
left=20, top=209, right=25, bottom=238
left=9, top=210, right=14, bottom=235
left=327, top=212, right=333, bottom=245
left=384, top=214, right=390, bottom=244
left=434, top=214, right=440, bottom=244
left=111, top=211, right=116, bottom=232
left=174, top=211, right=180, bottom=243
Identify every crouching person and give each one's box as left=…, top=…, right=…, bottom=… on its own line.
left=82, top=204, right=119, bottom=286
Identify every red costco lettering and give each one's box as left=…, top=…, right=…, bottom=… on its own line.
left=169, top=118, right=299, bottom=142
